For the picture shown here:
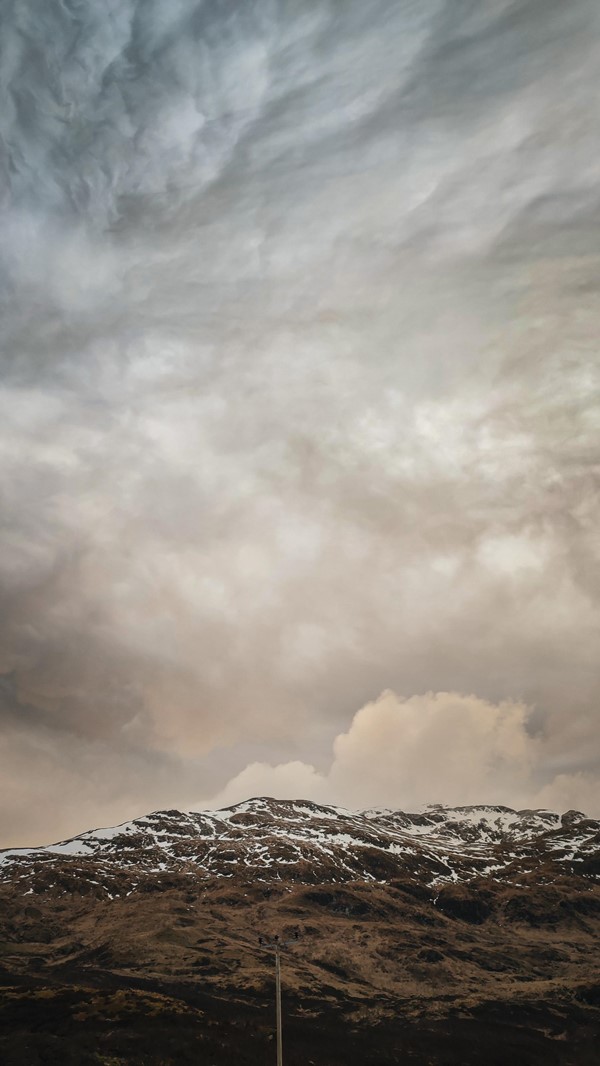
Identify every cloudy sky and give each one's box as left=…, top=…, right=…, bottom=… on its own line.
left=1, top=0, right=599, bottom=846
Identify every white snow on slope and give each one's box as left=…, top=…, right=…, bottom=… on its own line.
left=0, top=799, right=597, bottom=889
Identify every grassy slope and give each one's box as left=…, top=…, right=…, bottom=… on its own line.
left=1, top=872, right=599, bottom=1064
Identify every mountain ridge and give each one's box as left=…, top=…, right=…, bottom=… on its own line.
left=2, top=797, right=598, bottom=894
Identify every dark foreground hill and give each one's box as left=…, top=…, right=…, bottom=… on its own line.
left=1, top=798, right=599, bottom=1065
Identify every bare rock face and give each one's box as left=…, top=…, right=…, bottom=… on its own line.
left=1, top=798, right=599, bottom=1065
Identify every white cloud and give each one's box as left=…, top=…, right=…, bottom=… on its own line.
left=203, top=691, right=600, bottom=816
left=207, top=760, right=334, bottom=812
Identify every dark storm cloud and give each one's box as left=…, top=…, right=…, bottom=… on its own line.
left=1, top=0, right=599, bottom=844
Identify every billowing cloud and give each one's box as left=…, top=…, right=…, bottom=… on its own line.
left=206, top=691, right=600, bottom=815
left=1, top=0, right=599, bottom=844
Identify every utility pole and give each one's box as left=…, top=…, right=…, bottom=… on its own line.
left=275, top=940, right=282, bottom=1066
left=259, top=931, right=299, bottom=1066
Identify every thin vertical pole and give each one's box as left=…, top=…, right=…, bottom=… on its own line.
left=275, top=945, right=283, bottom=1066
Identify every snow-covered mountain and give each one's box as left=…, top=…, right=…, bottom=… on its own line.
left=2, top=797, right=600, bottom=1066
left=2, top=798, right=599, bottom=894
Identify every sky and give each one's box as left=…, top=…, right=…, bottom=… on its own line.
left=1, top=0, right=599, bottom=846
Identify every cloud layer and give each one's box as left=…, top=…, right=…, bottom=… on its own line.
left=1, top=0, right=599, bottom=843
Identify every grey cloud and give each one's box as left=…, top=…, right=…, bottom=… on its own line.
left=1, top=0, right=599, bottom=843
